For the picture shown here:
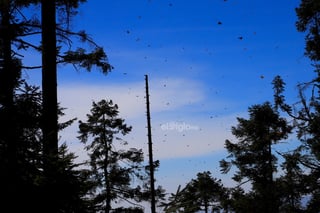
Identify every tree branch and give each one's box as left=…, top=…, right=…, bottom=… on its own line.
left=21, top=65, right=42, bottom=70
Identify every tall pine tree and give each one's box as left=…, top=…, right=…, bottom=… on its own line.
left=78, top=99, right=146, bottom=213
left=220, top=102, right=291, bottom=213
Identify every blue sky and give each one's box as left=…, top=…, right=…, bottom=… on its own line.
left=24, top=0, right=316, bottom=211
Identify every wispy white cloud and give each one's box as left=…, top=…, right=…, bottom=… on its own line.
left=58, top=77, right=240, bottom=161
left=130, top=114, right=238, bottom=160
left=58, top=77, right=204, bottom=120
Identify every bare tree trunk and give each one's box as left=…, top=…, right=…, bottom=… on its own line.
left=41, top=0, right=58, bottom=157
left=103, top=114, right=111, bottom=213
left=41, top=0, right=58, bottom=212
left=267, top=140, right=277, bottom=213
left=145, top=75, right=157, bottom=213
left=0, top=1, right=20, bottom=211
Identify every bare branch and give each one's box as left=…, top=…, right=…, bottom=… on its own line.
left=13, top=38, right=41, bottom=51
left=116, top=194, right=145, bottom=209
left=56, top=26, right=99, bottom=47
left=21, top=65, right=42, bottom=70
left=20, top=31, right=41, bottom=37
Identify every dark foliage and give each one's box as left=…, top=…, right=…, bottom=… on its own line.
left=162, top=171, right=226, bottom=213
left=220, top=102, right=292, bottom=213
left=296, top=0, right=320, bottom=61
left=78, top=99, right=149, bottom=213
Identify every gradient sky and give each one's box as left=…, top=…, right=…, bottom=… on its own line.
left=24, top=0, right=316, bottom=211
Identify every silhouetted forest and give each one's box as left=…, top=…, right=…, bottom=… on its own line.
left=0, top=0, right=320, bottom=212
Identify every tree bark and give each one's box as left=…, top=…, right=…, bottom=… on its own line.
left=0, top=0, right=18, bottom=210
left=41, top=0, right=58, bottom=158
left=41, top=0, right=58, bottom=212
left=103, top=114, right=111, bottom=213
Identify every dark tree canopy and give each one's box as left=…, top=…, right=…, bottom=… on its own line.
left=163, top=171, right=225, bottom=213
left=296, top=0, right=320, bottom=62
left=0, top=1, right=112, bottom=212
left=4, top=0, right=320, bottom=212
left=273, top=73, right=320, bottom=212
left=78, top=99, right=147, bottom=213
left=220, top=102, right=292, bottom=213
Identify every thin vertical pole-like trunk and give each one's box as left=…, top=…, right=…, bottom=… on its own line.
left=104, top=146, right=111, bottom=213
left=268, top=141, right=277, bottom=213
left=103, top=114, right=111, bottom=213
left=145, top=75, right=156, bottom=213
left=204, top=201, right=208, bottom=213
left=266, top=137, right=277, bottom=213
